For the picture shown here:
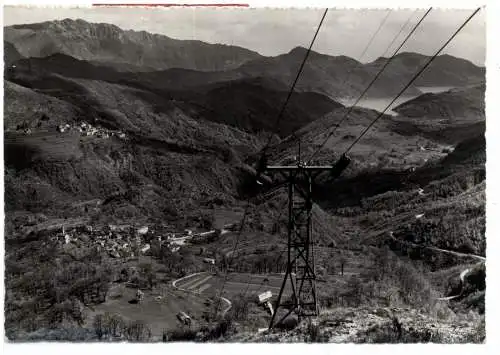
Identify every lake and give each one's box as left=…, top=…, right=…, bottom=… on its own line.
left=337, top=86, right=455, bottom=116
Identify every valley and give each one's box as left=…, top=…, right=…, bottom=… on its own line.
left=3, top=16, right=486, bottom=343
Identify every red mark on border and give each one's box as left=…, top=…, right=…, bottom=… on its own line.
left=92, top=3, right=250, bottom=7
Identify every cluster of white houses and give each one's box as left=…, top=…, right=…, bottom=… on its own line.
left=53, top=224, right=183, bottom=257
left=56, top=121, right=127, bottom=140
left=52, top=223, right=232, bottom=260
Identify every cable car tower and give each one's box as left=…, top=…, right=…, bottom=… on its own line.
left=256, top=145, right=350, bottom=329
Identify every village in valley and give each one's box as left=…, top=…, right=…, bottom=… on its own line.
left=3, top=7, right=487, bottom=343
left=53, top=222, right=234, bottom=262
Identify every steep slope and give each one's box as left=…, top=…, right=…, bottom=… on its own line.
left=177, top=77, right=345, bottom=137
left=311, top=133, right=485, bottom=209
left=150, top=48, right=482, bottom=99
left=141, top=47, right=484, bottom=99
left=4, top=18, right=262, bottom=71
left=265, top=105, right=450, bottom=173
left=392, top=84, right=485, bottom=121
left=4, top=41, right=23, bottom=66
left=118, top=46, right=423, bottom=98
left=386, top=83, right=485, bottom=145
left=3, top=74, right=265, bottom=224
left=8, top=53, right=241, bottom=92
left=7, top=54, right=342, bottom=137
left=3, top=80, right=81, bottom=131
left=314, top=134, right=485, bottom=261
left=8, top=53, right=127, bottom=84
left=180, top=47, right=485, bottom=97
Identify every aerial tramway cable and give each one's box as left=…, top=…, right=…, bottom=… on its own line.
left=342, top=7, right=482, bottom=156
left=336, top=9, right=393, bottom=100
left=277, top=9, right=423, bottom=163
left=212, top=8, right=330, bottom=319
left=261, top=8, right=330, bottom=154
left=295, top=8, right=480, bottom=271
left=233, top=8, right=482, bottom=317
left=380, top=9, right=418, bottom=60
left=306, top=7, right=433, bottom=164
left=216, top=5, right=480, bottom=318
left=280, top=9, right=394, bottom=155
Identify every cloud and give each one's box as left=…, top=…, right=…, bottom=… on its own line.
left=3, top=6, right=485, bottom=65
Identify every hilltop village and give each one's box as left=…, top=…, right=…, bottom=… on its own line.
left=56, top=121, right=127, bottom=140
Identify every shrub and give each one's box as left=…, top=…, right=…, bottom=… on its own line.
left=202, top=316, right=234, bottom=341
left=230, top=293, right=251, bottom=321
left=167, top=328, right=198, bottom=342
left=356, top=319, right=444, bottom=343
left=462, top=318, right=485, bottom=343
left=305, top=320, right=327, bottom=342
left=274, top=313, right=299, bottom=331
left=124, top=320, right=152, bottom=342
left=362, top=247, right=437, bottom=309
left=200, top=212, right=215, bottom=229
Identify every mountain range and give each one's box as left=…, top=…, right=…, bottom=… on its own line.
left=3, top=17, right=486, bottom=219
left=3, top=17, right=486, bottom=340
left=5, top=19, right=485, bottom=99
left=4, top=19, right=261, bottom=71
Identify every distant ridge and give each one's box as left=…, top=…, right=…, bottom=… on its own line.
left=4, top=18, right=262, bottom=71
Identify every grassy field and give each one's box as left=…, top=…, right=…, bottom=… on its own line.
left=86, top=282, right=210, bottom=337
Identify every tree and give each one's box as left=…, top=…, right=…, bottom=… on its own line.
left=230, top=293, right=250, bottom=321
left=120, top=268, right=129, bottom=282
left=200, top=212, right=215, bottom=230
left=93, top=314, right=105, bottom=340
left=125, top=320, right=152, bottom=342
left=103, top=312, right=125, bottom=338
left=139, top=263, right=156, bottom=290
left=147, top=270, right=156, bottom=290
left=338, top=255, right=347, bottom=276
left=346, top=277, right=363, bottom=306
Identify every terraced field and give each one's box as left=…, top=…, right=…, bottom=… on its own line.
left=174, top=272, right=292, bottom=304
left=4, top=131, right=84, bottom=167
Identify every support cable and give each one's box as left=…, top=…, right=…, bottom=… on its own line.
left=380, top=9, right=418, bottom=60
left=343, top=7, right=481, bottom=155
left=283, top=9, right=394, bottom=150
left=337, top=9, right=393, bottom=100
left=261, top=8, right=329, bottom=153
left=306, top=8, right=433, bottom=164
left=213, top=8, right=330, bottom=319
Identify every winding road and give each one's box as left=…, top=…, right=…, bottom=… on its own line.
left=436, top=268, right=472, bottom=301
left=193, top=230, right=485, bottom=309
left=172, top=272, right=232, bottom=315
left=388, top=234, right=485, bottom=301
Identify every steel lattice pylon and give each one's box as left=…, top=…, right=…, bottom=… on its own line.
left=266, top=166, right=322, bottom=328
left=258, top=155, right=350, bottom=329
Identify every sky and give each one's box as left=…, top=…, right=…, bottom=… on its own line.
left=3, top=6, right=486, bottom=65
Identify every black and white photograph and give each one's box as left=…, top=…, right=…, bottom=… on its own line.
left=2, top=2, right=489, bottom=344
